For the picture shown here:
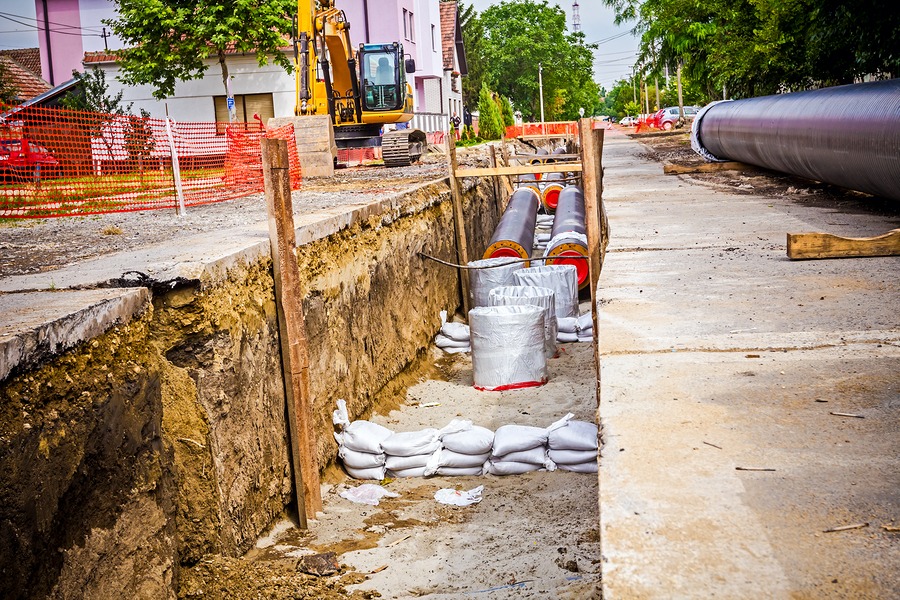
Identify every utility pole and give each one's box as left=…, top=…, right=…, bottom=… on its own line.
left=677, top=61, right=685, bottom=119
left=538, top=62, right=545, bottom=133
left=655, top=77, right=660, bottom=111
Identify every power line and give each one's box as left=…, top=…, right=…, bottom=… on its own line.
left=0, top=11, right=105, bottom=36
left=588, top=30, right=633, bottom=45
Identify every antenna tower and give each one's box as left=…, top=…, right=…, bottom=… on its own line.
left=572, top=1, right=581, bottom=32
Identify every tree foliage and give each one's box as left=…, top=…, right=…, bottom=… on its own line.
left=459, top=2, right=487, bottom=111
left=499, top=95, right=515, bottom=127
left=476, top=84, right=504, bottom=140
left=0, top=61, right=19, bottom=104
left=106, top=0, right=294, bottom=100
left=471, top=0, right=600, bottom=121
left=60, top=68, right=131, bottom=116
left=604, top=0, right=900, bottom=99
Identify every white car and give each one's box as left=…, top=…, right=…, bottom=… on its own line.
left=619, top=116, right=637, bottom=127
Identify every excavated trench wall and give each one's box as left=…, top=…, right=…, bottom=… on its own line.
left=0, top=177, right=498, bottom=598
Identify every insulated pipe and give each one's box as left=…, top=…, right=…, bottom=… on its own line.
left=516, top=172, right=542, bottom=197
left=483, top=187, right=541, bottom=264
left=529, top=147, right=549, bottom=180
left=545, top=185, right=589, bottom=289
left=692, top=79, right=900, bottom=201
left=540, top=171, right=565, bottom=213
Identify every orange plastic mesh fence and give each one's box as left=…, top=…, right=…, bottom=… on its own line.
left=0, top=103, right=301, bottom=218
left=504, top=121, right=578, bottom=139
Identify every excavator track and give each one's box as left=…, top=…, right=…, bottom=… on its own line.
left=382, top=128, right=427, bottom=167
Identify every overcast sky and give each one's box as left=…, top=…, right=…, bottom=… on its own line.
left=0, top=0, right=640, bottom=90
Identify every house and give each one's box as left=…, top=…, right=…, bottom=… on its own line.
left=35, top=0, right=465, bottom=134
left=439, top=1, right=468, bottom=127
left=0, top=49, right=51, bottom=103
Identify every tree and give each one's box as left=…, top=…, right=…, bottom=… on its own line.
left=0, top=61, right=19, bottom=105
left=476, top=84, right=504, bottom=140
left=499, top=95, right=514, bottom=127
left=60, top=68, right=133, bottom=163
left=106, top=0, right=294, bottom=101
left=459, top=2, right=486, bottom=111
left=477, top=0, right=599, bottom=121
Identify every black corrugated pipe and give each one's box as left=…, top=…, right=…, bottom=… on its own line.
left=691, top=79, right=900, bottom=201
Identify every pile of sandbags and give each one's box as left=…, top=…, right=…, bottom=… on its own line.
left=557, top=311, right=594, bottom=343
left=548, top=419, right=599, bottom=473
left=332, top=400, right=393, bottom=480
left=485, top=414, right=573, bottom=475
left=424, top=425, right=495, bottom=477
left=434, top=310, right=471, bottom=354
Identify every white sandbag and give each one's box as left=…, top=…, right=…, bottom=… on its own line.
left=513, top=264, right=578, bottom=319
left=557, top=331, right=578, bottom=343
left=424, top=449, right=491, bottom=475
left=492, top=446, right=548, bottom=465
left=345, top=464, right=387, bottom=480
left=557, top=460, right=598, bottom=473
left=332, top=399, right=394, bottom=454
left=488, top=285, right=558, bottom=358
left=389, top=466, right=428, bottom=478
left=486, top=460, right=545, bottom=475
left=436, top=465, right=484, bottom=477
left=548, top=448, right=597, bottom=465
left=468, top=257, right=524, bottom=308
left=558, top=317, right=578, bottom=334
left=535, top=232, right=551, bottom=242
left=577, top=334, right=593, bottom=343
left=435, top=333, right=470, bottom=348
left=548, top=419, right=599, bottom=451
left=469, top=305, right=547, bottom=391
left=491, top=424, right=548, bottom=456
left=381, top=429, right=441, bottom=457
left=441, top=426, right=494, bottom=455
left=385, top=452, right=433, bottom=471
left=577, top=312, right=594, bottom=331
left=339, top=446, right=386, bottom=469
left=439, top=310, right=470, bottom=342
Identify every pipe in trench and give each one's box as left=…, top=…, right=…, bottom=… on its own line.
left=692, top=79, right=900, bottom=202
left=483, top=187, right=541, bottom=264
left=545, top=185, right=589, bottom=289
left=540, top=171, right=565, bottom=213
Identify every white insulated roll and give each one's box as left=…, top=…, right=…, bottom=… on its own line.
left=469, top=305, right=547, bottom=391
left=467, top=257, right=524, bottom=308
left=513, top=264, right=579, bottom=318
left=488, top=285, right=558, bottom=358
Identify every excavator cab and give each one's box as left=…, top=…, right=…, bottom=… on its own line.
left=359, top=43, right=410, bottom=112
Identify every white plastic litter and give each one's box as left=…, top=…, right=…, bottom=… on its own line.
left=488, top=285, right=558, bottom=358
left=339, top=446, right=387, bottom=469
left=548, top=448, right=597, bottom=465
left=548, top=419, right=599, bottom=451
left=441, top=425, right=494, bottom=455
left=439, top=310, right=471, bottom=342
left=344, top=464, right=387, bottom=480
left=514, top=264, right=579, bottom=318
left=434, top=485, right=484, bottom=506
left=339, top=484, right=399, bottom=505
left=469, top=305, right=547, bottom=391
left=468, top=258, right=524, bottom=308
left=558, top=317, right=578, bottom=334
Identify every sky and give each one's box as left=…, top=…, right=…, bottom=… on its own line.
left=0, top=0, right=641, bottom=90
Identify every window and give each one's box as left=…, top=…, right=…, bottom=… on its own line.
left=213, top=93, right=275, bottom=134
left=403, top=9, right=408, bottom=40
left=408, top=12, right=415, bottom=42
left=431, top=25, right=436, bottom=52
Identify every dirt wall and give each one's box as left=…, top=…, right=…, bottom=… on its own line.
left=0, top=176, right=498, bottom=598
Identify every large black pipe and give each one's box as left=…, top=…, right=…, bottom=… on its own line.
left=483, top=187, right=541, bottom=263
left=692, top=79, right=900, bottom=201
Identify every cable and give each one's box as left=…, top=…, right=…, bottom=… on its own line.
left=0, top=11, right=105, bottom=33
left=417, top=252, right=588, bottom=270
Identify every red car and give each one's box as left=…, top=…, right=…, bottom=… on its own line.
left=0, top=137, right=59, bottom=178
left=646, top=108, right=666, bottom=129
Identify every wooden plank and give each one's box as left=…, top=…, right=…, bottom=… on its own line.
left=261, top=138, right=322, bottom=524
left=663, top=161, right=753, bottom=175
left=787, top=228, right=900, bottom=260
left=577, top=117, right=606, bottom=421
left=447, top=137, right=471, bottom=314
left=455, top=163, right=583, bottom=178
left=489, top=145, right=501, bottom=211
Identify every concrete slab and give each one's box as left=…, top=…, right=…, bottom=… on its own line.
left=598, top=133, right=900, bottom=598
left=0, top=288, right=150, bottom=382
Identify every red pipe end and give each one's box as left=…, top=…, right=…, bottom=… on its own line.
left=488, top=247, right=525, bottom=260
left=551, top=250, right=589, bottom=289
left=544, top=188, right=561, bottom=210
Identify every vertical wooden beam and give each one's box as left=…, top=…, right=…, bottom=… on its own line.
left=262, top=138, right=322, bottom=524
left=499, top=140, right=514, bottom=198
left=447, top=137, right=471, bottom=315
left=489, top=144, right=501, bottom=211
left=578, top=118, right=606, bottom=407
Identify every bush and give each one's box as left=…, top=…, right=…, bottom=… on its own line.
left=477, top=83, right=504, bottom=140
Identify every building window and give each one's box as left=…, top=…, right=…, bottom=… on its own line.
left=213, top=93, right=275, bottom=134
left=402, top=9, right=408, bottom=40
left=431, top=25, right=436, bottom=52
left=408, top=12, right=415, bottom=42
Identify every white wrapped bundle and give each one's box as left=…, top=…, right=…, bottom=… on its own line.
left=514, top=264, right=579, bottom=319
left=488, top=285, right=558, bottom=358
left=468, top=258, right=524, bottom=308
left=441, top=426, right=494, bottom=455
left=469, top=305, right=547, bottom=391
left=548, top=420, right=599, bottom=451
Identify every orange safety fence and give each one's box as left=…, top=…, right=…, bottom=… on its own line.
left=504, top=121, right=578, bottom=139
left=0, top=102, right=301, bottom=218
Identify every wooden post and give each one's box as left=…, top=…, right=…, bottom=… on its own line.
left=499, top=140, right=515, bottom=198
left=447, top=137, right=471, bottom=314
left=578, top=118, right=606, bottom=406
left=262, top=138, right=322, bottom=524
left=489, top=144, right=502, bottom=211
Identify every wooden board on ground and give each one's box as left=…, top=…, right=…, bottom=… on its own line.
left=663, top=161, right=754, bottom=175
left=786, top=228, right=900, bottom=260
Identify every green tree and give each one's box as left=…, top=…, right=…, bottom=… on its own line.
left=459, top=2, right=486, bottom=111
left=478, top=0, right=599, bottom=121
left=499, top=95, right=515, bottom=127
left=476, top=84, right=504, bottom=140
left=60, top=68, right=133, bottom=161
left=106, top=0, right=294, bottom=100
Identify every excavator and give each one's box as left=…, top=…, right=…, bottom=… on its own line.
left=295, top=0, right=427, bottom=167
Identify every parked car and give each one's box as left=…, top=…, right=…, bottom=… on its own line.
left=646, top=108, right=666, bottom=129
left=0, top=137, right=59, bottom=180
left=619, top=116, right=637, bottom=127
left=656, top=106, right=701, bottom=130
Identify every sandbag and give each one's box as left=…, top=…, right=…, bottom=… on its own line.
left=439, top=310, right=470, bottom=342
left=381, top=429, right=441, bottom=457
left=577, top=333, right=593, bottom=343
left=339, top=446, right=386, bottom=469
left=558, top=317, right=578, bottom=334
left=557, top=331, right=579, bottom=343
left=443, top=345, right=471, bottom=354
left=491, top=424, right=549, bottom=456
left=548, top=419, right=599, bottom=451
left=548, top=448, right=597, bottom=465
left=513, top=264, right=578, bottom=319
left=557, top=461, right=598, bottom=473
left=492, top=446, right=548, bottom=465
left=486, top=460, right=545, bottom=475
left=389, top=466, right=428, bottom=478
left=488, top=285, right=558, bottom=358
left=469, top=305, right=547, bottom=391
left=441, top=426, right=494, bottom=455
left=468, top=257, right=524, bottom=308
left=345, top=464, right=387, bottom=480
left=435, top=334, right=470, bottom=349
left=577, top=312, right=594, bottom=331
left=332, top=399, right=394, bottom=454
left=385, top=452, right=433, bottom=471
left=436, top=465, right=484, bottom=477
left=435, top=449, right=491, bottom=469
